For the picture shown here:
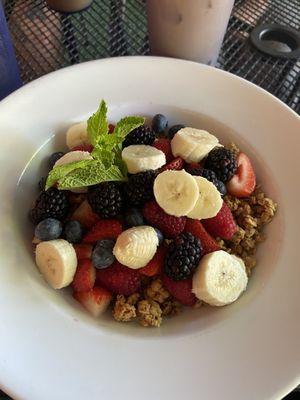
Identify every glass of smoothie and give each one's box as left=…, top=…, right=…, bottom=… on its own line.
left=146, top=0, right=235, bottom=66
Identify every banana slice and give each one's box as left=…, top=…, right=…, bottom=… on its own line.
left=171, top=127, right=219, bottom=163
left=153, top=170, right=199, bottom=217
left=187, top=177, right=223, bottom=219
left=192, top=250, right=248, bottom=306
left=66, top=121, right=89, bottom=150
left=54, top=150, right=93, bottom=168
left=113, top=226, right=159, bottom=269
left=35, top=239, right=77, bottom=289
left=54, top=150, right=93, bottom=193
left=122, top=145, right=166, bottom=174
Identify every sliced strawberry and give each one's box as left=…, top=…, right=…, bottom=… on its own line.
left=71, top=144, right=93, bottom=152
left=202, top=202, right=237, bottom=240
left=108, top=123, right=115, bottom=134
left=72, top=258, right=96, bottom=292
left=185, top=219, right=220, bottom=255
left=152, top=138, right=173, bottom=163
left=96, top=261, right=141, bottom=295
left=74, top=243, right=93, bottom=260
left=83, top=219, right=122, bottom=244
left=71, top=200, right=100, bottom=229
left=73, top=286, right=112, bottom=317
left=162, top=275, right=196, bottom=306
left=139, top=246, right=166, bottom=277
left=227, top=152, right=256, bottom=198
left=160, top=157, right=184, bottom=171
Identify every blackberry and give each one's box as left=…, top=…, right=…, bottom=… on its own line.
left=204, top=148, right=237, bottom=183
left=188, top=167, right=227, bottom=196
left=124, top=170, right=156, bottom=207
left=164, top=232, right=202, bottom=281
left=49, top=152, right=65, bottom=169
left=122, top=125, right=155, bottom=148
left=168, top=124, right=185, bottom=139
left=88, top=182, right=123, bottom=218
left=29, top=188, right=70, bottom=225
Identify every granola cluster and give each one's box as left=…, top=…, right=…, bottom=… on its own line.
left=112, top=278, right=182, bottom=327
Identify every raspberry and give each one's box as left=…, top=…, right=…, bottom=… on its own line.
left=202, top=201, right=237, bottom=240
left=152, top=138, right=172, bottom=162
left=160, top=157, right=184, bottom=171
left=139, top=246, right=166, bottom=277
left=184, top=219, right=220, bottom=255
left=162, top=275, right=196, bottom=306
left=96, top=261, right=141, bottom=295
left=83, top=219, right=122, bottom=244
left=143, top=201, right=186, bottom=238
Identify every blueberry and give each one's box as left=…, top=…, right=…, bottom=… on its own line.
left=49, top=152, right=65, bottom=169
left=38, top=176, right=47, bottom=191
left=152, top=114, right=168, bottom=134
left=63, top=220, right=83, bottom=244
left=92, top=239, right=115, bottom=269
left=124, top=208, right=144, bottom=227
left=35, top=218, right=63, bottom=241
left=168, top=124, right=185, bottom=139
left=154, top=227, right=164, bottom=244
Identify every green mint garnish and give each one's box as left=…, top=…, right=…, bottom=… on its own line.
left=87, top=100, right=108, bottom=146
left=45, top=159, right=91, bottom=190
left=57, top=160, right=126, bottom=189
left=45, top=100, right=145, bottom=190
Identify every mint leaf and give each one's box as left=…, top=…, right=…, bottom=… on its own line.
left=92, top=144, right=115, bottom=167
left=57, top=160, right=126, bottom=189
left=114, top=116, right=145, bottom=143
left=45, top=159, right=92, bottom=190
left=87, top=100, right=108, bottom=146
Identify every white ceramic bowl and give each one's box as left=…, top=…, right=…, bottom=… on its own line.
left=0, top=57, right=299, bottom=400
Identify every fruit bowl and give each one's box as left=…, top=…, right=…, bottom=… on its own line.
left=0, top=57, right=299, bottom=400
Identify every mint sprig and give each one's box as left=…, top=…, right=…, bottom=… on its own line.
left=45, top=159, right=91, bottom=190
left=45, top=100, right=145, bottom=190
left=87, top=100, right=108, bottom=146
left=57, top=160, right=126, bottom=189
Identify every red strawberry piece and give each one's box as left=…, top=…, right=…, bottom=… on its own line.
left=72, top=259, right=96, bottom=292
left=227, top=152, right=256, bottom=198
left=71, top=144, right=93, bottom=152
left=202, top=202, right=237, bottom=240
left=162, top=274, right=196, bottom=306
left=74, top=243, right=93, bottom=260
left=71, top=200, right=99, bottom=229
left=143, top=201, right=186, bottom=238
left=83, top=219, right=122, bottom=244
left=160, top=157, right=184, bottom=171
left=108, top=123, right=115, bottom=134
left=73, top=286, right=112, bottom=317
left=184, top=219, right=220, bottom=255
left=96, top=261, right=141, bottom=296
left=152, top=138, right=173, bottom=163
left=139, top=246, right=167, bottom=277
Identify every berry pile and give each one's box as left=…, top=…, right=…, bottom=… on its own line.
left=29, top=106, right=275, bottom=328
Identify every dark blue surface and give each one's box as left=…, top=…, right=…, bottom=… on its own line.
left=0, top=3, right=21, bottom=100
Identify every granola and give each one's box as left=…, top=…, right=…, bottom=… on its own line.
left=137, top=299, right=162, bottom=327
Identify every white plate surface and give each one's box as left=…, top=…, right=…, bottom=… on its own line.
left=0, top=57, right=299, bottom=400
